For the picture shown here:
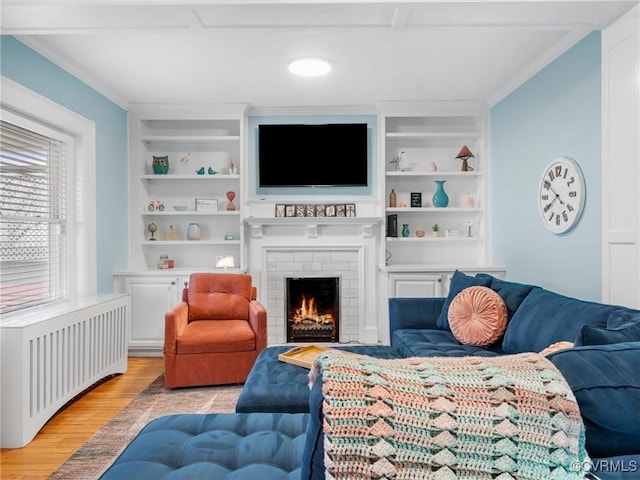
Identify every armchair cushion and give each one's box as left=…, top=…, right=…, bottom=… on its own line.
left=177, top=320, right=256, bottom=355
left=187, top=273, right=252, bottom=321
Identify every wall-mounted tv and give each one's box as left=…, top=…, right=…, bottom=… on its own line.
left=258, top=123, right=368, bottom=188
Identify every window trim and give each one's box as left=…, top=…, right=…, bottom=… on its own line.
left=1, top=76, right=97, bottom=307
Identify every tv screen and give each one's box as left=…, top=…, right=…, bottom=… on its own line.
left=258, top=123, right=368, bottom=188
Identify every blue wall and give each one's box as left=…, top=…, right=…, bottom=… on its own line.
left=490, top=32, right=601, bottom=300
left=1, top=36, right=128, bottom=294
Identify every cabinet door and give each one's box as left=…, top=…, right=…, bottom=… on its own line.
left=389, top=274, right=443, bottom=297
left=125, top=276, right=179, bottom=355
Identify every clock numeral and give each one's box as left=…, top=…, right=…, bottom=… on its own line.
left=567, top=176, right=575, bottom=187
left=556, top=214, right=561, bottom=226
left=555, top=165, right=562, bottom=177
left=548, top=212, right=554, bottom=222
left=548, top=171, right=555, bottom=181
left=543, top=203, right=553, bottom=213
left=567, top=203, right=574, bottom=212
left=563, top=169, right=568, bottom=179
left=543, top=180, right=551, bottom=190
left=563, top=211, right=569, bottom=222
left=568, top=191, right=577, bottom=198
left=541, top=194, right=549, bottom=201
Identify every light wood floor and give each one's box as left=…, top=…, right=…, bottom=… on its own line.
left=0, top=357, right=165, bottom=480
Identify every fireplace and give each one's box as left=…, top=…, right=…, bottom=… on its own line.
left=286, top=277, right=339, bottom=343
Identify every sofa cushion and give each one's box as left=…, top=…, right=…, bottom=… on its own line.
left=607, top=309, right=640, bottom=329
left=502, top=288, right=614, bottom=354
left=547, top=342, right=640, bottom=458
left=187, top=273, right=252, bottom=321
left=391, top=328, right=504, bottom=358
left=475, top=274, right=539, bottom=320
left=448, top=286, right=508, bottom=346
left=436, top=270, right=492, bottom=331
left=575, top=321, right=640, bottom=346
left=176, top=320, right=255, bottom=354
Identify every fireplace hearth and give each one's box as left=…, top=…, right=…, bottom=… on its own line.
left=286, top=277, right=339, bottom=343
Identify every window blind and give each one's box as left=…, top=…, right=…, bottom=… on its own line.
left=0, top=120, right=68, bottom=314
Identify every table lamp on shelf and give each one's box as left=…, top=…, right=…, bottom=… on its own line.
left=456, top=145, right=475, bottom=172
left=215, top=255, right=235, bottom=271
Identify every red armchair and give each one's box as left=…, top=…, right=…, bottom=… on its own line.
left=164, top=273, right=267, bottom=388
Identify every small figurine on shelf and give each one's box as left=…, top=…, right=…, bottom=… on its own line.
left=456, top=145, right=475, bottom=172
left=226, top=191, right=236, bottom=211
left=152, top=156, right=169, bottom=175
left=229, top=157, right=238, bottom=175
left=147, top=200, right=164, bottom=211
left=208, top=167, right=217, bottom=175
left=180, top=153, right=191, bottom=164
left=389, top=151, right=405, bottom=171
left=402, top=224, right=410, bottom=237
left=147, top=222, right=158, bottom=241
left=431, top=224, right=440, bottom=238
left=196, top=167, right=205, bottom=175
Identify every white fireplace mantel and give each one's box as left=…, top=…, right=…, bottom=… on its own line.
left=244, top=216, right=380, bottom=239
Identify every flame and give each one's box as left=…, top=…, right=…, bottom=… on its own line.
left=299, top=295, right=318, bottom=319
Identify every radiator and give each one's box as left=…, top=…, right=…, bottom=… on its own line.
left=1, top=294, right=129, bottom=448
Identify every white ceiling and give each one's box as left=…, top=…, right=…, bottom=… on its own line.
left=2, top=1, right=637, bottom=110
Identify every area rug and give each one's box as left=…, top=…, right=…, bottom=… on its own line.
left=49, top=375, right=242, bottom=479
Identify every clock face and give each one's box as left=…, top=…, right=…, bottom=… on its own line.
left=538, top=157, right=586, bottom=234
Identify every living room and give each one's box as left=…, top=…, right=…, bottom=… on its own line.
left=1, top=1, right=640, bottom=478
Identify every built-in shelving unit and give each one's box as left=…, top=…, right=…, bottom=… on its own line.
left=378, top=101, right=490, bottom=269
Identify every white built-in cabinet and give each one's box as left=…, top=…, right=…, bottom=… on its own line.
left=115, top=104, right=248, bottom=354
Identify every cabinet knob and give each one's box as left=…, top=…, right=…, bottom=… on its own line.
left=171, top=281, right=176, bottom=285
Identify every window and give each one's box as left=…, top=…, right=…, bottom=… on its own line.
left=1, top=77, right=97, bottom=316
left=0, top=120, right=71, bottom=313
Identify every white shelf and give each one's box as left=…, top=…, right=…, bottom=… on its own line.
left=141, top=135, right=240, bottom=144
left=141, top=174, right=240, bottom=181
left=386, top=131, right=481, bottom=140
left=142, top=240, right=241, bottom=246
left=385, top=171, right=483, bottom=177
left=141, top=210, right=240, bottom=216
left=386, top=207, right=481, bottom=213
left=386, top=236, right=481, bottom=242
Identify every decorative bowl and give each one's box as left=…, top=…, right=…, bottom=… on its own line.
left=173, top=205, right=187, bottom=211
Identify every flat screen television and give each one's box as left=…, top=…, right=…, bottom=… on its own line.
left=258, top=123, right=368, bottom=188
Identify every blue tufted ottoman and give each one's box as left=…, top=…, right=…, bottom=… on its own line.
left=235, top=344, right=400, bottom=413
left=99, top=412, right=309, bottom=480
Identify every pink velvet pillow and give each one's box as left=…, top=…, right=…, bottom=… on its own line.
left=447, top=286, right=508, bottom=346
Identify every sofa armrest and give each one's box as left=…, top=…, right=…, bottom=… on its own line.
left=249, top=300, right=268, bottom=351
left=388, top=297, right=445, bottom=337
left=164, top=302, right=188, bottom=356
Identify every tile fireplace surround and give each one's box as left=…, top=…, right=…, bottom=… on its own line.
left=245, top=217, right=381, bottom=345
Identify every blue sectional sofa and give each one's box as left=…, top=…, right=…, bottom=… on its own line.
left=100, top=271, right=640, bottom=479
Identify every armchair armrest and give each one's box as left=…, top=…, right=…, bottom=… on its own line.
left=164, top=302, right=189, bottom=356
left=389, top=297, right=445, bottom=337
left=249, top=300, right=267, bottom=350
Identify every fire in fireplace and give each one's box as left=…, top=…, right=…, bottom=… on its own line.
left=286, top=277, right=339, bottom=343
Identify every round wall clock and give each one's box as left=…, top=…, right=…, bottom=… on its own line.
left=538, top=156, right=586, bottom=234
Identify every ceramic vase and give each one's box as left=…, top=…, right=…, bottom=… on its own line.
left=402, top=224, right=410, bottom=237
left=187, top=223, right=202, bottom=241
left=432, top=180, right=449, bottom=208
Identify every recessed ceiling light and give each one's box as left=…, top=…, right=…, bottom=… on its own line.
left=288, top=58, right=332, bottom=77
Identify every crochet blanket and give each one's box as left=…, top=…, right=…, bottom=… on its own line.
left=313, top=350, right=589, bottom=480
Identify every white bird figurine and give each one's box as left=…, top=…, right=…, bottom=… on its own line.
left=180, top=153, right=190, bottom=164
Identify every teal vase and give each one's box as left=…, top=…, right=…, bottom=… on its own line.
left=402, top=224, right=410, bottom=237
left=432, top=180, right=449, bottom=208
